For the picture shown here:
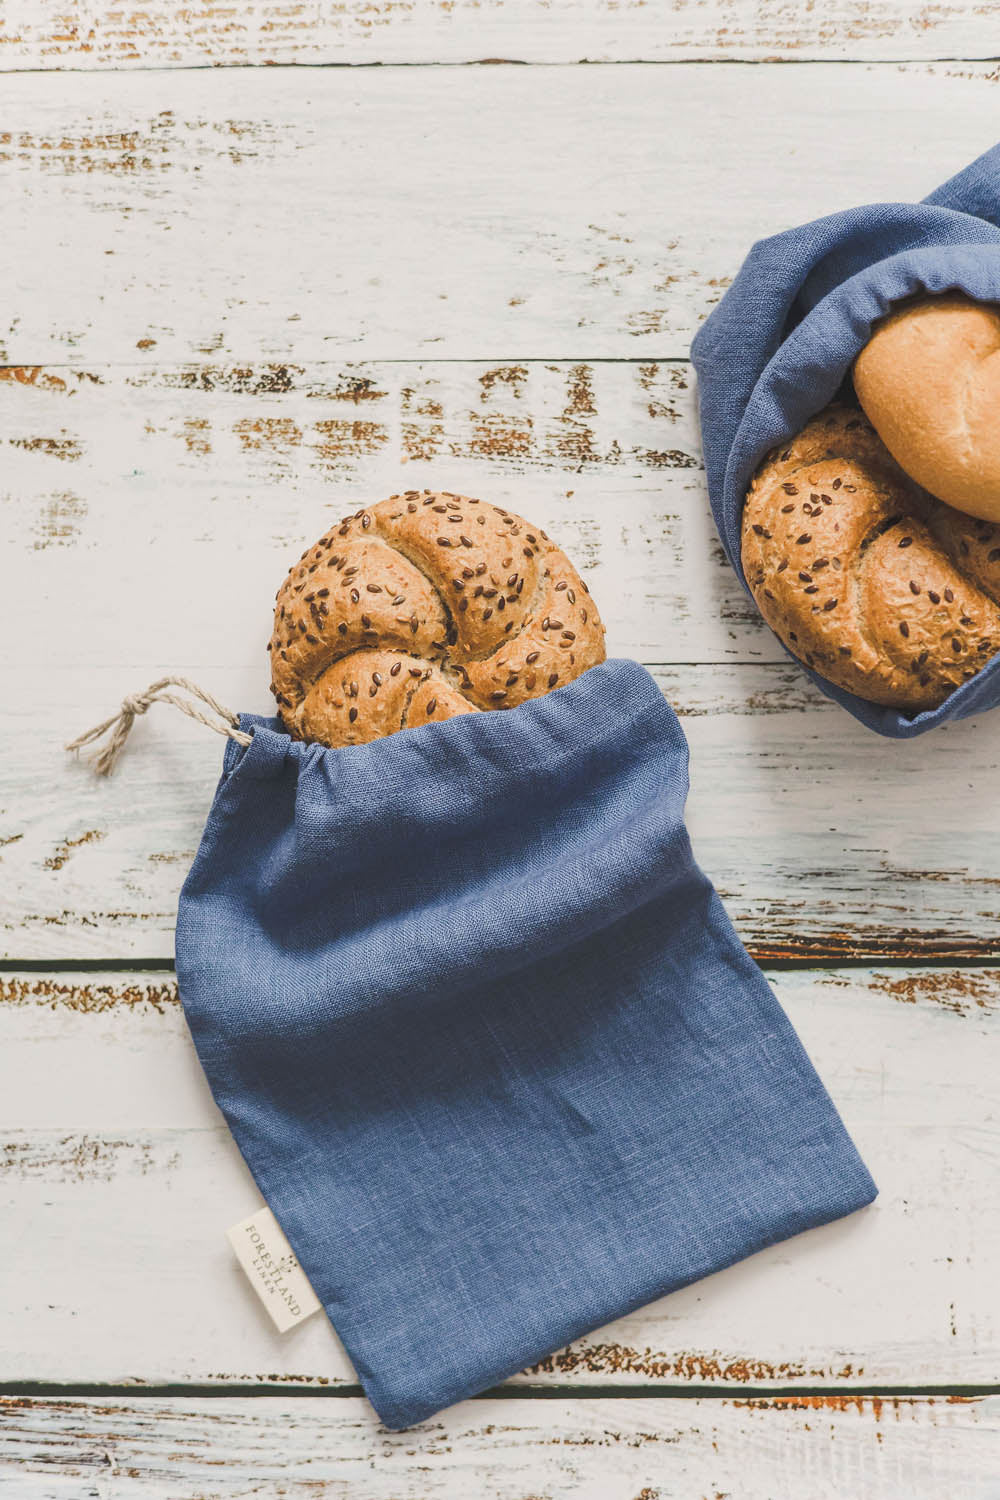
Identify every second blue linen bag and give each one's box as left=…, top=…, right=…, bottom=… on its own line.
left=692, top=143, right=1000, bottom=736
left=175, top=659, right=876, bottom=1429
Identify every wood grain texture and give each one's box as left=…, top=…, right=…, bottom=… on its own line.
left=2, top=1395, right=998, bottom=1498
left=1, top=359, right=720, bottom=666
left=9, top=666, right=1000, bottom=963
left=1, top=0, right=997, bottom=68
left=1, top=65, right=998, bottom=365
left=1, top=967, right=996, bottom=1387
left=3, top=27, right=999, bottom=1465
left=4, top=659, right=1000, bottom=959
left=5, top=358, right=1000, bottom=959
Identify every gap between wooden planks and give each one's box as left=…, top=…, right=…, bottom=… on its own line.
left=0, top=0, right=998, bottom=67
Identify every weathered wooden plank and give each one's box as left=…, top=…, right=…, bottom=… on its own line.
left=5, top=662, right=1000, bottom=960
left=0, top=0, right=995, bottom=68
left=2, top=1395, right=997, bottom=1498
left=1, top=967, right=996, bottom=1387
left=1, top=65, right=998, bottom=364
left=1, top=359, right=733, bottom=668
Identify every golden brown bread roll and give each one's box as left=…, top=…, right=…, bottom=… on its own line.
left=853, top=294, right=1000, bottom=521
left=269, top=491, right=606, bottom=746
left=742, top=403, right=1000, bottom=709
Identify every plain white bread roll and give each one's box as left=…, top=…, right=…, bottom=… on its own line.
left=853, top=294, right=1000, bottom=522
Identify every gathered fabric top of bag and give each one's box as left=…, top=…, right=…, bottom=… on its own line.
left=692, top=141, right=1000, bottom=737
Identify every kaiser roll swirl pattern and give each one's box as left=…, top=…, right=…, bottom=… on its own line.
left=270, top=492, right=606, bottom=746
left=742, top=403, right=1000, bottom=710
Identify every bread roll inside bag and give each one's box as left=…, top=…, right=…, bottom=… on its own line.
left=692, top=141, right=1000, bottom=736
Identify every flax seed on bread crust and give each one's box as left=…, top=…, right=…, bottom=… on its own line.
left=270, top=492, right=606, bottom=746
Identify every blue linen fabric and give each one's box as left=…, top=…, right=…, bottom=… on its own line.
left=691, top=143, right=1000, bottom=737
left=176, top=659, right=876, bottom=1429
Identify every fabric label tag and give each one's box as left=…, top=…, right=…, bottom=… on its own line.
left=227, top=1206, right=322, bottom=1333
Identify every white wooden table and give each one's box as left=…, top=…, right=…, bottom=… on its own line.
left=1, top=6, right=999, bottom=1495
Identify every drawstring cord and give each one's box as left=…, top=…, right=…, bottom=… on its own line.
left=66, top=676, right=252, bottom=776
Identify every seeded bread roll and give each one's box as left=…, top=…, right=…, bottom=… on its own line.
left=742, top=404, right=1000, bottom=709
left=270, top=491, right=606, bottom=747
left=854, top=294, right=1000, bottom=522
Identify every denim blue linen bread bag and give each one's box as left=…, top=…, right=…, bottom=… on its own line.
left=692, top=142, right=1000, bottom=737
left=63, top=637, right=876, bottom=1428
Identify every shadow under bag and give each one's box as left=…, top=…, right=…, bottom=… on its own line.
left=692, top=142, right=1000, bottom=736
left=176, top=659, right=875, bottom=1428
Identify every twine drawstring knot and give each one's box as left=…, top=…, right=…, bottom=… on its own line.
left=66, top=676, right=252, bottom=776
